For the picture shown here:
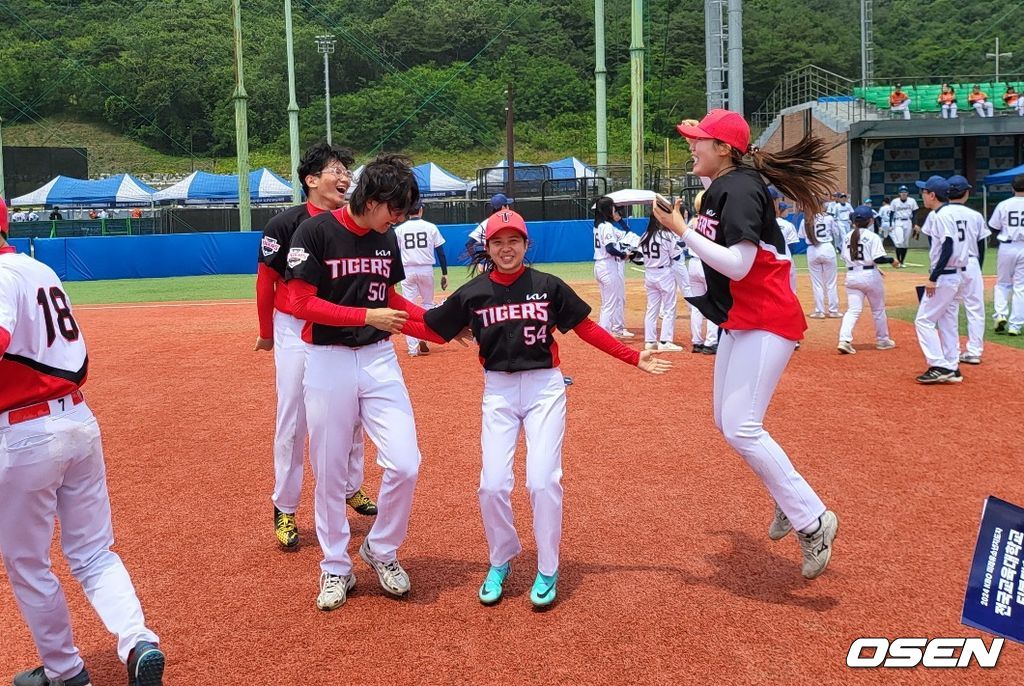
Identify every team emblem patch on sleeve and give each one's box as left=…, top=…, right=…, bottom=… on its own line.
left=287, top=247, right=310, bottom=268
left=261, top=236, right=280, bottom=257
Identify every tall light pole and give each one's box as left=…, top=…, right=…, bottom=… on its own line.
left=505, top=85, right=515, bottom=199
left=595, top=0, right=608, bottom=173
left=986, top=37, right=1012, bottom=85
left=0, top=116, right=6, bottom=199
left=316, top=34, right=336, bottom=144
left=629, top=0, right=645, bottom=190
left=231, top=0, right=251, bottom=231
left=284, top=0, right=302, bottom=202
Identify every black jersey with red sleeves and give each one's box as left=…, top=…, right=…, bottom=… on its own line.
left=424, top=267, right=591, bottom=372
left=285, top=211, right=405, bottom=347
left=685, top=167, right=806, bottom=341
left=260, top=204, right=322, bottom=276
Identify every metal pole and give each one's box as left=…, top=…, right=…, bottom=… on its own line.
left=987, top=37, right=1012, bottom=84
left=630, top=0, right=645, bottom=189
left=726, top=0, right=744, bottom=115
left=860, top=0, right=867, bottom=89
left=505, top=85, right=515, bottom=199
left=595, top=0, right=608, bottom=172
left=0, top=116, right=5, bottom=199
left=316, top=35, right=336, bottom=144
left=284, top=0, right=302, bottom=203
left=231, top=0, right=252, bottom=231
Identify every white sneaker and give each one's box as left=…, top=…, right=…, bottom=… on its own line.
left=797, top=510, right=839, bottom=579
left=359, top=539, right=411, bottom=596
left=768, top=503, right=792, bottom=541
left=317, top=571, right=356, bottom=610
left=808, top=312, right=825, bottom=319
left=876, top=338, right=896, bottom=350
left=644, top=342, right=657, bottom=351
left=837, top=341, right=856, bottom=355
left=613, top=329, right=635, bottom=339
left=826, top=312, right=843, bottom=319
left=407, top=349, right=419, bottom=357
left=657, top=342, right=684, bottom=352
left=959, top=352, right=981, bottom=365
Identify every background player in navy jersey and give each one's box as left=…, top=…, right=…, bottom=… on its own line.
left=286, top=154, right=434, bottom=611
left=0, top=201, right=165, bottom=686
left=255, top=142, right=377, bottom=552
left=653, top=109, right=840, bottom=580
left=411, top=210, right=670, bottom=608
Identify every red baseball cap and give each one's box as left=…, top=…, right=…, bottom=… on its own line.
left=484, top=209, right=529, bottom=241
left=0, top=197, right=8, bottom=235
left=676, top=109, right=750, bottom=154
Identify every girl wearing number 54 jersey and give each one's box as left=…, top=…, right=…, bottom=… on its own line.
left=410, top=210, right=671, bottom=608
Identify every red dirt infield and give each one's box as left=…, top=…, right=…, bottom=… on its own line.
left=1, top=272, right=1022, bottom=685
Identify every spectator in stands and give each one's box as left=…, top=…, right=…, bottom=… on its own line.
left=88, top=209, right=99, bottom=220
left=1004, top=86, right=1024, bottom=116
left=11, top=209, right=26, bottom=222
left=889, top=83, right=911, bottom=120
left=49, top=207, right=63, bottom=221
left=969, top=85, right=994, bottom=117
left=131, top=207, right=143, bottom=219
left=938, top=84, right=957, bottom=118
left=98, top=208, right=110, bottom=219
left=27, top=210, right=38, bottom=222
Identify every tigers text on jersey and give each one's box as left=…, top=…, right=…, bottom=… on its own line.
left=889, top=197, right=919, bottom=225
left=946, top=203, right=991, bottom=258
left=423, top=267, right=591, bottom=372
left=922, top=204, right=970, bottom=269
left=395, top=218, right=445, bottom=267
left=640, top=231, right=677, bottom=269
left=0, top=250, right=88, bottom=412
left=840, top=229, right=886, bottom=268
left=989, top=196, right=1024, bottom=242
left=686, top=167, right=806, bottom=341
left=286, top=207, right=406, bottom=347
left=593, top=221, right=622, bottom=261
left=799, top=214, right=841, bottom=244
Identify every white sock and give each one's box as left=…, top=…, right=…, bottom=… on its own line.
left=800, top=517, right=821, bottom=536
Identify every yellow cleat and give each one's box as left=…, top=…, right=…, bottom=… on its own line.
left=274, top=507, right=299, bottom=549
left=346, top=489, right=378, bottom=516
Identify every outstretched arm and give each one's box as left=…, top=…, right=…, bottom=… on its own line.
left=573, top=319, right=671, bottom=374
left=290, top=280, right=408, bottom=333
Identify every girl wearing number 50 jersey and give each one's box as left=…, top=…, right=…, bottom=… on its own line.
left=653, top=109, right=840, bottom=580
left=410, top=210, right=671, bottom=608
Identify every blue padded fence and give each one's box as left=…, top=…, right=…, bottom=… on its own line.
left=27, top=219, right=648, bottom=282
left=9, top=238, right=31, bottom=255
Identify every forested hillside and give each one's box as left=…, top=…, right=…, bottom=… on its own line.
left=0, top=0, right=1019, bottom=172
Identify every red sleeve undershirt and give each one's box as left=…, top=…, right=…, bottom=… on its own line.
left=573, top=318, right=640, bottom=366
left=0, top=326, right=10, bottom=356
left=289, top=280, right=367, bottom=327
left=389, top=287, right=447, bottom=343
left=256, top=263, right=279, bottom=339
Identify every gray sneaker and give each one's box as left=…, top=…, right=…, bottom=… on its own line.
left=837, top=341, right=856, bottom=355
left=797, top=510, right=839, bottom=579
left=959, top=353, right=981, bottom=365
left=768, top=503, right=793, bottom=540
left=317, top=571, right=356, bottom=610
left=360, top=539, right=411, bottom=596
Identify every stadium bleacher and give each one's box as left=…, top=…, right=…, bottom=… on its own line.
left=853, top=82, right=1024, bottom=114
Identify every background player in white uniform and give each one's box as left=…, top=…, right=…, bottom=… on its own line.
left=776, top=201, right=800, bottom=293
left=829, top=192, right=854, bottom=235
left=836, top=206, right=899, bottom=354
left=638, top=216, right=683, bottom=351
left=945, top=175, right=990, bottom=364
left=798, top=202, right=843, bottom=318
left=684, top=193, right=719, bottom=354
left=593, top=196, right=633, bottom=338
left=914, top=176, right=971, bottom=384
left=888, top=186, right=919, bottom=266
left=0, top=206, right=165, bottom=686
left=466, top=194, right=513, bottom=264
left=413, top=210, right=669, bottom=608
left=395, top=201, right=448, bottom=357
left=256, top=143, right=376, bottom=553
left=877, top=196, right=892, bottom=240
left=988, top=174, right=1024, bottom=336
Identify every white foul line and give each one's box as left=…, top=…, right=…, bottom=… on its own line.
left=77, top=299, right=255, bottom=311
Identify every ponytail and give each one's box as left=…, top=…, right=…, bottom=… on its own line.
left=849, top=226, right=860, bottom=259
left=639, top=214, right=662, bottom=251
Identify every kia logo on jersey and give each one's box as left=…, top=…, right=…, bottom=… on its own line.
left=375, top=249, right=392, bottom=257
left=525, top=292, right=548, bottom=301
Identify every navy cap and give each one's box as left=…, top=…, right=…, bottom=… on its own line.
left=915, top=175, right=949, bottom=196
left=778, top=201, right=790, bottom=210
left=411, top=200, right=425, bottom=211
left=947, top=175, right=973, bottom=194
left=898, top=185, right=909, bottom=192
left=768, top=186, right=782, bottom=200
left=490, top=193, right=514, bottom=209
left=852, top=205, right=874, bottom=222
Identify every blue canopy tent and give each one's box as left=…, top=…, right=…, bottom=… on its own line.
left=10, top=174, right=156, bottom=208
left=411, top=162, right=470, bottom=198
left=152, top=168, right=293, bottom=204
left=546, top=157, right=596, bottom=180
left=981, top=163, right=1024, bottom=217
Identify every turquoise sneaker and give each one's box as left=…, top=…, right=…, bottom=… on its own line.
left=530, top=570, right=558, bottom=608
left=478, top=562, right=511, bottom=605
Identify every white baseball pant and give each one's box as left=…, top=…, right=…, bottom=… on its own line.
left=401, top=265, right=436, bottom=354
left=479, top=368, right=566, bottom=576
left=972, top=101, right=994, bottom=117
left=954, top=257, right=986, bottom=357
left=713, top=330, right=825, bottom=532
left=644, top=268, right=677, bottom=343
left=941, top=103, right=958, bottom=118
left=687, top=259, right=719, bottom=346
left=994, top=241, right=1024, bottom=330
left=0, top=401, right=158, bottom=682
left=672, top=258, right=692, bottom=298
left=594, top=259, right=625, bottom=333
left=271, top=311, right=364, bottom=514
left=304, top=340, right=421, bottom=576
left=915, top=272, right=963, bottom=369
left=787, top=248, right=797, bottom=293
left=806, top=244, right=840, bottom=314
left=892, top=99, right=911, bottom=119
left=838, top=269, right=890, bottom=343
left=890, top=222, right=912, bottom=249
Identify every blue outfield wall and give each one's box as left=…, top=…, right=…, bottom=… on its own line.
left=28, top=219, right=649, bottom=282
left=10, top=238, right=32, bottom=255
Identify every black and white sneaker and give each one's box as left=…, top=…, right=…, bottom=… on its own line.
left=14, top=667, right=91, bottom=686
left=945, top=368, right=964, bottom=384
left=127, top=641, right=164, bottom=686
left=916, top=367, right=953, bottom=384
